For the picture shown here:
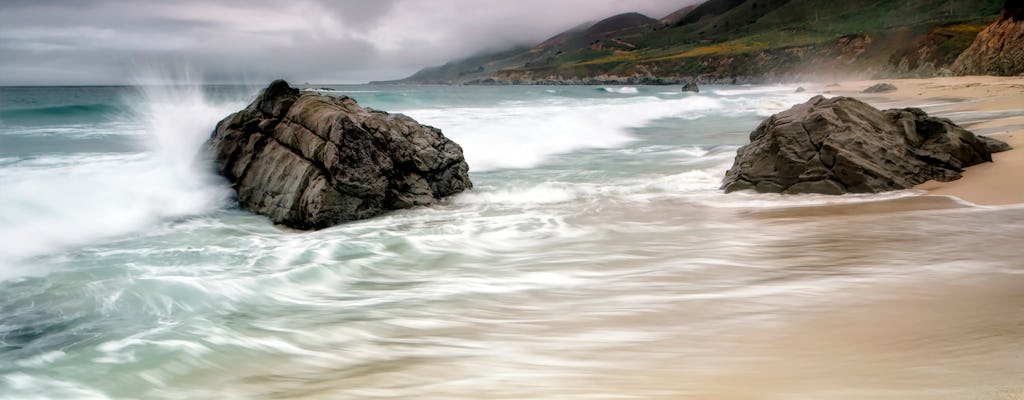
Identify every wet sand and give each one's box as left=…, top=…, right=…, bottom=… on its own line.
left=805, top=76, right=1024, bottom=206
left=213, top=194, right=1024, bottom=400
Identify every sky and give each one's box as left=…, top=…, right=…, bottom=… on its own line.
left=0, top=0, right=693, bottom=85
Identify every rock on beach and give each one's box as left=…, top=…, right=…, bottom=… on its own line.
left=722, top=95, right=1010, bottom=195
left=207, top=80, right=472, bottom=229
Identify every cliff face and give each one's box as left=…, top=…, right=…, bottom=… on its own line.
left=888, top=24, right=989, bottom=76
left=951, top=0, right=1024, bottom=76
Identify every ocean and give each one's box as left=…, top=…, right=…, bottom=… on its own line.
left=1, top=83, right=1022, bottom=399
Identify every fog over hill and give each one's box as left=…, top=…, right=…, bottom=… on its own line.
left=0, top=0, right=689, bottom=85
left=392, top=0, right=1007, bottom=84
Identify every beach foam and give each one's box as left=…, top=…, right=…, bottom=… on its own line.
left=0, top=77, right=241, bottom=274
left=600, top=86, right=640, bottom=94
left=400, top=93, right=786, bottom=171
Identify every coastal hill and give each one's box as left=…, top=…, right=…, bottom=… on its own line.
left=396, top=12, right=661, bottom=84
left=385, top=0, right=1007, bottom=84
left=533, top=12, right=658, bottom=55
left=951, top=0, right=1024, bottom=75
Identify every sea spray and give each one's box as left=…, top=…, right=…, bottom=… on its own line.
left=0, top=75, right=245, bottom=273
left=129, top=74, right=244, bottom=215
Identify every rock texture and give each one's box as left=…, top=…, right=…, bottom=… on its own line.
left=722, top=95, right=1010, bottom=194
left=951, top=0, right=1024, bottom=76
left=207, top=80, right=472, bottom=229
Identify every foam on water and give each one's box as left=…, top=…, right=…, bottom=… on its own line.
left=4, top=373, right=108, bottom=400
left=0, top=82, right=841, bottom=275
left=8, top=83, right=1011, bottom=399
left=454, top=182, right=588, bottom=206
left=0, top=76, right=241, bottom=275
left=401, top=95, right=746, bottom=171
left=0, top=124, right=143, bottom=138
left=600, top=86, right=640, bottom=94
left=710, top=84, right=804, bottom=96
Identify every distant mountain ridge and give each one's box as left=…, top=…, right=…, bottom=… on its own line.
left=382, top=0, right=1007, bottom=84
left=533, top=12, right=657, bottom=54
left=659, top=4, right=699, bottom=25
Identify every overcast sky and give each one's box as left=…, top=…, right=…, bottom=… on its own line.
left=0, top=0, right=693, bottom=85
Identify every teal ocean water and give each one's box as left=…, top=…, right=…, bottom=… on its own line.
left=1, top=83, right=1022, bottom=399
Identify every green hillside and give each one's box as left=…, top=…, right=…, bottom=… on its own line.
left=388, top=0, right=1004, bottom=84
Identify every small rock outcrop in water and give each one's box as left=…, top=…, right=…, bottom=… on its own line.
left=722, top=96, right=1011, bottom=194
left=951, top=0, right=1024, bottom=76
left=681, top=80, right=700, bottom=93
left=207, top=80, right=472, bottom=229
left=862, top=83, right=897, bottom=93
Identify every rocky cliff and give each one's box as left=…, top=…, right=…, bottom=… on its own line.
left=207, top=80, right=472, bottom=229
left=951, top=0, right=1024, bottom=75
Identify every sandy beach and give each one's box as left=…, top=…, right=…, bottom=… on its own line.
left=805, top=76, right=1024, bottom=206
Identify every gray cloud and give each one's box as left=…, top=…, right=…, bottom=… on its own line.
left=0, top=0, right=694, bottom=85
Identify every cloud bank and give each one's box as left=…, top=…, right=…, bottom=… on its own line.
left=0, top=0, right=692, bottom=85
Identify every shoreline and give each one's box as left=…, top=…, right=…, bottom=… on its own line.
left=803, top=76, right=1024, bottom=206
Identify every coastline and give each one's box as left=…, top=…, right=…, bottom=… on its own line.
left=803, top=76, right=1024, bottom=206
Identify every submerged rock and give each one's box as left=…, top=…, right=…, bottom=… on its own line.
left=722, top=95, right=1010, bottom=194
left=681, top=80, right=700, bottom=93
left=862, top=83, right=897, bottom=93
left=206, top=80, right=472, bottom=229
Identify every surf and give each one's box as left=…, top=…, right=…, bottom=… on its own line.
left=0, top=76, right=244, bottom=275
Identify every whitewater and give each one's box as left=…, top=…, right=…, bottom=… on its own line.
left=1, top=83, right=1022, bottom=399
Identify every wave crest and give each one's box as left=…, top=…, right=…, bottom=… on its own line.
left=0, top=72, right=245, bottom=274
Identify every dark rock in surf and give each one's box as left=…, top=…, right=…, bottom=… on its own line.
left=681, top=80, right=700, bottom=93
left=862, top=83, right=897, bottom=93
left=721, top=95, right=1010, bottom=194
left=795, top=86, right=806, bottom=93
left=206, top=80, right=472, bottom=230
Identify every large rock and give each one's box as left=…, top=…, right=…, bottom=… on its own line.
left=207, top=80, right=472, bottom=229
left=722, top=95, right=1010, bottom=194
left=951, top=0, right=1024, bottom=76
